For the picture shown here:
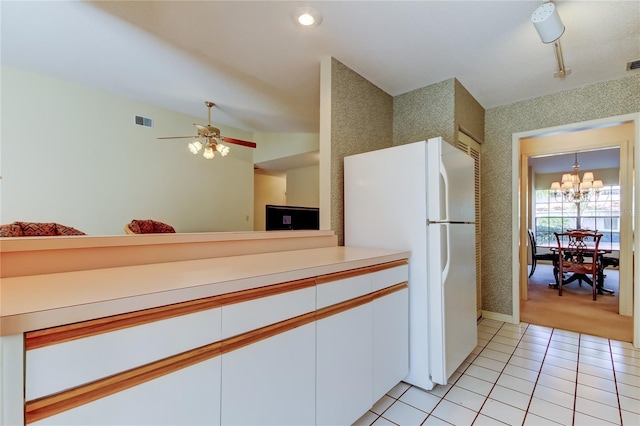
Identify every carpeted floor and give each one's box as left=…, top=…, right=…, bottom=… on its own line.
left=521, top=263, right=633, bottom=342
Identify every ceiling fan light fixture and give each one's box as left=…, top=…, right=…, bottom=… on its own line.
left=188, top=140, right=203, bottom=154
left=203, top=146, right=215, bottom=159
left=293, top=7, right=322, bottom=27
left=531, top=1, right=565, bottom=43
left=216, top=143, right=230, bottom=156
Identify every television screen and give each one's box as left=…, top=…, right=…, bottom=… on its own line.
left=265, top=205, right=320, bottom=231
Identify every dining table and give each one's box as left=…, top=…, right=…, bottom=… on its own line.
left=539, top=241, right=619, bottom=295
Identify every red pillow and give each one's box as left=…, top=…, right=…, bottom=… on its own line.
left=16, top=222, right=58, bottom=236
left=55, top=224, right=86, bottom=235
left=131, top=220, right=155, bottom=234
left=127, top=221, right=141, bottom=233
left=151, top=220, right=176, bottom=233
left=0, top=223, right=24, bottom=237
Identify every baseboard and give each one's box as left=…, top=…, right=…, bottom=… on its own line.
left=481, top=310, right=516, bottom=324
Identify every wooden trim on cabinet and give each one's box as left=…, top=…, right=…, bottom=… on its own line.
left=23, top=278, right=408, bottom=424
left=25, top=341, right=223, bottom=424
left=25, top=277, right=317, bottom=350
left=25, top=296, right=226, bottom=350
left=371, top=282, right=409, bottom=301
left=315, top=293, right=374, bottom=321
left=217, top=277, right=316, bottom=306
left=315, top=259, right=408, bottom=285
left=221, top=311, right=317, bottom=354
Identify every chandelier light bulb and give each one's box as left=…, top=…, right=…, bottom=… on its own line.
left=203, top=146, right=215, bottom=159
left=550, top=153, right=601, bottom=204
left=188, top=141, right=203, bottom=154
left=216, top=143, right=230, bottom=156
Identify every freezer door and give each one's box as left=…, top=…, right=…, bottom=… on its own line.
left=427, top=137, right=475, bottom=223
left=428, top=222, right=477, bottom=385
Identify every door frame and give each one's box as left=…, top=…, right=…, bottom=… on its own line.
left=512, top=113, right=640, bottom=348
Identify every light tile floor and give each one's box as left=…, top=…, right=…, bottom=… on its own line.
left=354, top=319, right=640, bottom=425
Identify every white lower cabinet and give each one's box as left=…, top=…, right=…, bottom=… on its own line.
left=20, top=262, right=409, bottom=426
left=221, top=323, right=316, bottom=426
left=316, top=303, right=374, bottom=426
left=26, top=308, right=223, bottom=401
left=34, top=357, right=221, bottom=425
left=373, top=287, right=409, bottom=401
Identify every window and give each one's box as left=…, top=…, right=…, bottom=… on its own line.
left=534, top=185, right=620, bottom=245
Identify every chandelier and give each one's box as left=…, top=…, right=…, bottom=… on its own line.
left=550, top=153, right=603, bottom=203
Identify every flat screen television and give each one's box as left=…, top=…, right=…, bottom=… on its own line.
left=265, top=205, right=320, bottom=231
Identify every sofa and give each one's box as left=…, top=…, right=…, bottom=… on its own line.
left=125, top=219, right=176, bottom=234
left=0, top=221, right=86, bottom=237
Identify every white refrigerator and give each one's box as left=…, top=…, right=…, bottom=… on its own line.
left=344, top=137, right=477, bottom=390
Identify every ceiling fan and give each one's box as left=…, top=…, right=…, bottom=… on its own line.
left=158, top=101, right=257, bottom=159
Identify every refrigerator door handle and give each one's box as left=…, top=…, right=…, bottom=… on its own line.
left=441, top=223, right=450, bottom=283
left=439, top=156, right=450, bottom=222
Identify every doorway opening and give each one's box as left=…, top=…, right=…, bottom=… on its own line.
left=512, top=113, right=639, bottom=347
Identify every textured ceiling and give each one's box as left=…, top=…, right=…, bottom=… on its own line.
left=2, top=1, right=639, bottom=133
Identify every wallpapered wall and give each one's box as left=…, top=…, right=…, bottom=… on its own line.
left=328, top=56, right=638, bottom=317
left=330, top=58, right=394, bottom=244
left=454, top=79, right=485, bottom=145
left=483, top=74, right=640, bottom=316
left=393, top=79, right=456, bottom=146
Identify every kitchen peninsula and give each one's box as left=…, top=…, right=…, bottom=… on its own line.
left=1, top=231, right=410, bottom=425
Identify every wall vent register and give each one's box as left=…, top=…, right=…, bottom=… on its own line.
left=134, top=115, right=153, bottom=128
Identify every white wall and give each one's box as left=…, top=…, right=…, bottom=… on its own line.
left=1, top=66, right=255, bottom=235
left=253, top=132, right=319, bottom=163
left=253, top=172, right=286, bottom=231
left=286, top=165, right=319, bottom=208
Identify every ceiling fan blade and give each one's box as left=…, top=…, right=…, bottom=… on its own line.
left=221, top=136, right=257, bottom=148
left=157, top=136, right=199, bottom=139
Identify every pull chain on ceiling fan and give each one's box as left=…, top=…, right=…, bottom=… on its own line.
left=158, top=101, right=257, bottom=159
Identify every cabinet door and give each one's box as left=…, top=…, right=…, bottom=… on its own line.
left=221, top=323, right=316, bottom=426
left=373, top=287, right=409, bottom=401
left=26, top=307, right=223, bottom=425
left=316, top=303, right=373, bottom=426
left=27, top=308, right=222, bottom=400
left=33, top=357, right=221, bottom=425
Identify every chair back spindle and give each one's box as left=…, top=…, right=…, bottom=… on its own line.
left=553, top=230, right=603, bottom=300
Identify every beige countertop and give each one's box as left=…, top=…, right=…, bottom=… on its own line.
left=0, top=246, right=410, bottom=336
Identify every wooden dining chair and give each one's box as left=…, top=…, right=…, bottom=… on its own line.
left=554, top=230, right=603, bottom=300
left=527, top=229, right=556, bottom=278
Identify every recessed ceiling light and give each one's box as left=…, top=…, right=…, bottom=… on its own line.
left=293, top=7, right=322, bottom=28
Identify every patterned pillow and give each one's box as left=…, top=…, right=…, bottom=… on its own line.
left=55, top=224, right=86, bottom=235
left=16, top=222, right=58, bottom=236
left=151, top=220, right=176, bottom=233
left=127, top=221, right=141, bottom=233
left=131, top=220, right=155, bottom=234
left=0, top=223, right=24, bottom=237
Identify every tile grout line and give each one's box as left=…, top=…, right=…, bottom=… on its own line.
left=572, top=333, right=582, bottom=426
left=359, top=319, right=637, bottom=426
left=453, top=321, right=536, bottom=425
left=608, top=338, right=625, bottom=426
left=520, top=325, right=560, bottom=425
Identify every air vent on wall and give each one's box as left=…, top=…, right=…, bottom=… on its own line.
left=134, top=115, right=153, bottom=128
left=627, top=59, right=640, bottom=71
